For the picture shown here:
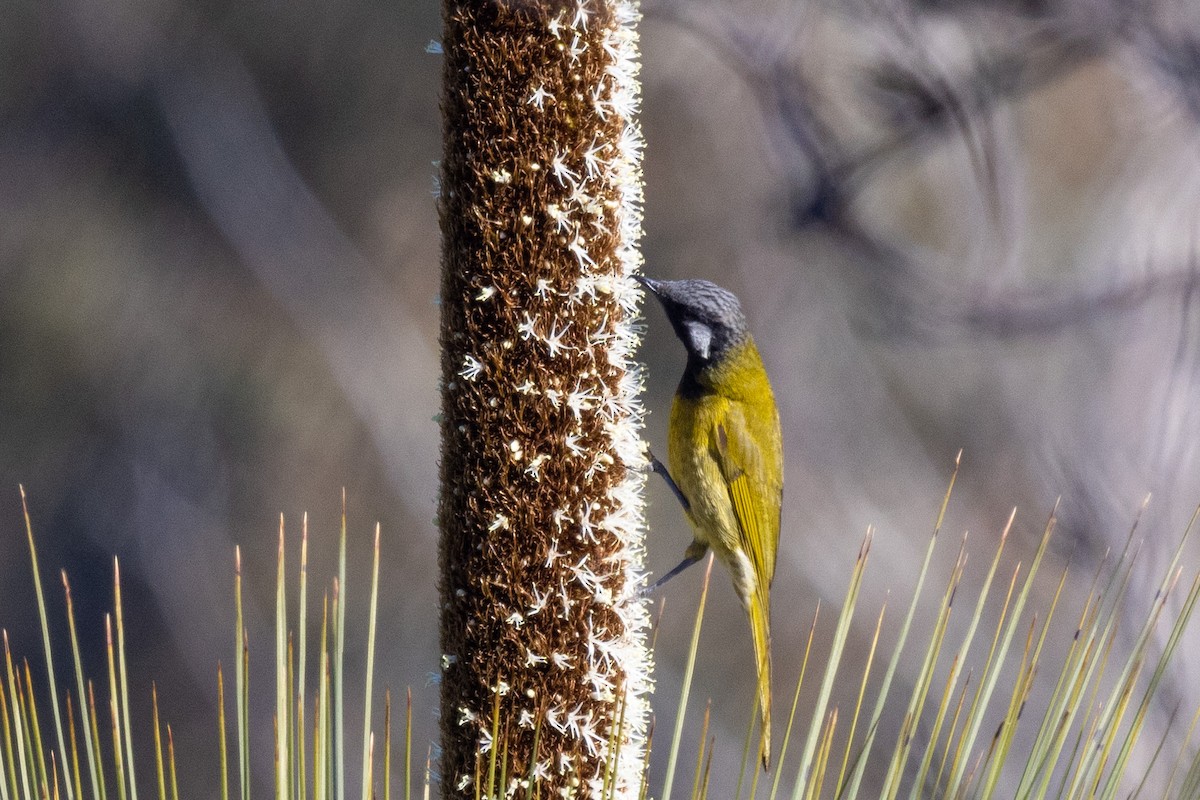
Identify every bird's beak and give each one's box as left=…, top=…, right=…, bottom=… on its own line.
left=634, top=274, right=662, bottom=295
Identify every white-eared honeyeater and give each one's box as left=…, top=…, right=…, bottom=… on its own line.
left=638, top=276, right=783, bottom=770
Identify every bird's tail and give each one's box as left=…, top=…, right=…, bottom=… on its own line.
left=748, top=589, right=772, bottom=770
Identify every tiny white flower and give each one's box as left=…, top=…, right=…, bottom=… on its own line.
left=544, top=538, right=562, bottom=566
left=572, top=2, right=590, bottom=30
left=544, top=320, right=573, bottom=356
left=476, top=285, right=495, bottom=301
left=528, top=585, right=549, bottom=615
left=459, top=355, right=483, bottom=381
left=517, top=312, right=538, bottom=341
left=525, top=453, right=549, bottom=479
left=528, top=85, right=554, bottom=108
left=567, top=33, right=587, bottom=63
left=546, top=203, right=572, bottom=234
left=489, top=514, right=510, bottom=532
left=551, top=155, right=579, bottom=187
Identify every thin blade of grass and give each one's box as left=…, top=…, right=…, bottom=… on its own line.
left=0, top=655, right=17, bottom=800
left=112, top=562, right=136, bottom=800
left=485, top=689, right=501, bottom=800
left=66, top=694, right=83, bottom=800
left=1099, top=571, right=1200, bottom=800
left=791, top=530, right=872, bottom=800
left=840, top=454, right=959, bottom=800
left=62, top=575, right=101, bottom=800
left=911, top=510, right=1015, bottom=799
left=767, top=604, right=820, bottom=800
left=276, top=519, right=289, bottom=800
left=383, top=692, right=390, bottom=800
left=335, top=495, right=347, bottom=800
left=1126, top=703, right=1177, bottom=800
left=235, top=549, right=249, bottom=800
left=165, top=727, right=177, bottom=800
left=946, top=508, right=1057, bottom=796
left=218, top=666, right=229, bottom=800
left=879, top=534, right=969, bottom=800
left=361, top=527, right=381, bottom=800
left=1069, top=516, right=1195, bottom=797
left=298, top=517, right=309, bottom=800
left=662, top=555, right=715, bottom=800
left=85, top=685, right=105, bottom=800
left=1161, top=699, right=1200, bottom=798
left=4, top=633, right=32, bottom=800
left=104, top=617, right=127, bottom=800
left=20, top=662, right=48, bottom=796
left=834, top=600, right=885, bottom=799
left=689, top=702, right=711, bottom=800
left=803, top=709, right=838, bottom=800
left=151, top=687, right=164, bottom=800
left=20, top=489, right=73, bottom=800
left=699, top=736, right=715, bottom=800
left=404, top=689, right=411, bottom=800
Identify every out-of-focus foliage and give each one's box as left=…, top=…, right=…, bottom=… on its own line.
left=3, top=0, right=1200, bottom=797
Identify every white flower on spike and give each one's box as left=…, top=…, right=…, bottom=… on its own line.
left=459, top=354, right=483, bottom=381
left=546, top=203, right=572, bottom=234
left=567, top=235, right=596, bottom=269
left=529, top=85, right=554, bottom=108
left=528, top=585, right=549, bottom=615
left=543, top=320, right=574, bottom=357
left=572, top=1, right=590, bottom=31
left=582, top=139, right=607, bottom=178
left=525, top=453, right=549, bottom=479
left=566, top=386, right=598, bottom=418
left=567, top=33, right=588, bottom=64
left=544, top=537, right=562, bottom=566
left=551, top=155, right=579, bottom=187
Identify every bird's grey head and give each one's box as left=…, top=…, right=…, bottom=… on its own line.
left=637, top=277, right=749, bottom=364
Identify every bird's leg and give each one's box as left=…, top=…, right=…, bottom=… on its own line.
left=641, top=541, right=708, bottom=596
left=648, top=451, right=690, bottom=514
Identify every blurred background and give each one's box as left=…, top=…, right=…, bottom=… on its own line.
left=4, top=0, right=1200, bottom=796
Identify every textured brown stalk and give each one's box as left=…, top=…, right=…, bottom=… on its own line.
left=437, top=0, right=648, bottom=798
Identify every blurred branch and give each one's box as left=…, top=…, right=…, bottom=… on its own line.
left=647, top=0, right=1200, bottom=341
left=155, top=42, right=439, bottom=507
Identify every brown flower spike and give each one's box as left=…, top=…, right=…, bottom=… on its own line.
left=437, top=1, right=651, bottom=798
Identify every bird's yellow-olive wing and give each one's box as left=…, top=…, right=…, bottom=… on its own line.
left=713, top=409, right=775, bottom=598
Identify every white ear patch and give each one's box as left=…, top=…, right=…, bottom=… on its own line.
left=685, top=320, right=712, bottom=360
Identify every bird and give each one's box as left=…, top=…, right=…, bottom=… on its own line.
left=637, top=275, right=783, bottom=770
